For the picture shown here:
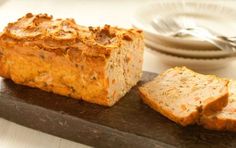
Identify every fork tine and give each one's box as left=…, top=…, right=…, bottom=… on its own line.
left=152, top=18, right=169, bottom=34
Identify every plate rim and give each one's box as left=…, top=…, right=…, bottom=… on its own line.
left=144, top=39, right=235, bottom=58
left=133, top=1, right=236, bottom=48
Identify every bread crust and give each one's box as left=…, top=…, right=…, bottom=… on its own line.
left=0, top=13, right=144, bottom=106
left=200, top=114, right=236, bottom=132
left=139, top=88, right=199, bottom=126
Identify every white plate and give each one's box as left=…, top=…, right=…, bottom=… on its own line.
left=145, top=39, right=232, bottom=58
left=145, top=47, right=235, bottom=70
left=133, top=1, right=236, bottom=50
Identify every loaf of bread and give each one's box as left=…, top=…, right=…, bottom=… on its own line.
left=0, top=13, right=144, bottom=106
left=139, top=67, right=229, bottom=126
left=200, top=80, right=236, bottom=131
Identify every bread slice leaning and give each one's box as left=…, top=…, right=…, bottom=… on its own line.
left=139, top=67, right=229, bottom=126
left=200, top=80, right=236, bottom=131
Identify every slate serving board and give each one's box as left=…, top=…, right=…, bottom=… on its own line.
left=0, top=71, right=236, bottom=148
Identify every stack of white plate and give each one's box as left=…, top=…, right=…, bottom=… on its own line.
left=132, top=1, right=236, bottom=70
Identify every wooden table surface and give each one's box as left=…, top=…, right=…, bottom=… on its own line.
left=0, top=0, right=235, bottom=147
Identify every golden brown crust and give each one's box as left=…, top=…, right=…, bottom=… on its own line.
left=0, top=13, right=144, bottom=106
left=1, top=13, right=143, bottom=58
left=200, top=115, right=236, bottom=132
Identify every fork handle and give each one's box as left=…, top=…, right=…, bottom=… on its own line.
left=218, top=36, right=236, bottom=46
left=178, top=29, right=236, bottom=53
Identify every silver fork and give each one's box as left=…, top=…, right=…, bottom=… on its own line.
left=152, top=17, right=236, bottom=53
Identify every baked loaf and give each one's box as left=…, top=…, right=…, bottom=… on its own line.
left=200, top=80, right=236, bottom=131
left=139, top=67, right=229, bottom=126
left=0, top=13, right=144, bottom=106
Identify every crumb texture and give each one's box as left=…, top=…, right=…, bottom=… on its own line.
left=139, top=67, right=228, bottom=126
left=200, top=80, right=236, bottom=131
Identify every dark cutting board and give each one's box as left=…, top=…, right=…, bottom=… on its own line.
left=0, top=71, right=236, bottom=148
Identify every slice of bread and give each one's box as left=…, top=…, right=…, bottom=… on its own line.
left=139, top=67, right=229, bottom=126
left=200, top=80, right=236, bottom=131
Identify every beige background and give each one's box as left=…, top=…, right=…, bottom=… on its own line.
left=0, top=0, right=235, bottom=147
